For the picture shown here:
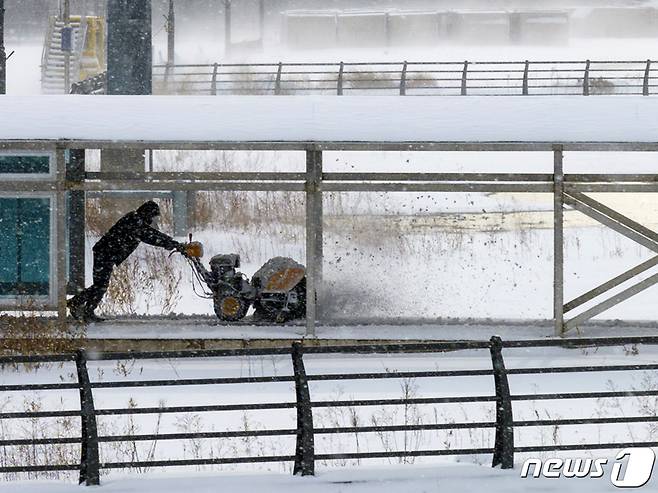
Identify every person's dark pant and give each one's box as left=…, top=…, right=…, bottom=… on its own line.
left=70, top=253, right=115, bottom=313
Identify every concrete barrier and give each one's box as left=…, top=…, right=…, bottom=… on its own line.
left=336, top=12, right=388, bottom=48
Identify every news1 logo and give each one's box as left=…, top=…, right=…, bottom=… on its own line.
left=520, top=448, right=656, bottom=488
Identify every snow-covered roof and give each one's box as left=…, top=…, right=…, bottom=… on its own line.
left=0, top=95, right=657, bottom=144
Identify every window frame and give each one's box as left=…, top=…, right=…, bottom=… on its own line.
left=0, top=150, right=56, bottom=181
left=0, top=192, right=57, bottom=307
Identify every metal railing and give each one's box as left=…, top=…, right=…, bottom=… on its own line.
left=151, top=60, right=657, bottom=96
left=1, top=336, right=658, bottom=485
left=74, top=60, right=658, bottom=97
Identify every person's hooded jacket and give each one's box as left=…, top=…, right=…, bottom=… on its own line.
left=93, top=201, right=179, bottom=265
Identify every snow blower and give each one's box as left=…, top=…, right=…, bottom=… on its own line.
left=177, top=235, right=307, bottom=323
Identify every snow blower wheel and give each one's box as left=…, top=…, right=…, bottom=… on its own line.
left=214, top=294, right=249, bottom=321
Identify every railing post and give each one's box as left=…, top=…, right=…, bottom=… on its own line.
left=399, top=60, right=407, bottom=96
left=461, top=60, right=468, bottom=96
left=583, top=59, right=590, bottom=96
left=275, top=62, right=283, bottom=95
left=553, top=145, right=565, bottom=336
left=522, top=60, right=529, bottom=95
left=305, top=148, right=322, bottom=338
left=76, top=349, right=100, bottom=486
left=211, top=62, right=218, bottom=95
left=489, top=336, right=514, bottom=469
left=643, top=59, right=651, bottom=96
left=291, top=342, right=314, bottom=476
left=337, top=61, right=344, bottom=95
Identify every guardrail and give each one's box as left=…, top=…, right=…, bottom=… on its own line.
left=1, top=336, right=657, bottom=485
left=152, top=59, right=657, bottom=96
left=73, top=60, right=658, bottom=96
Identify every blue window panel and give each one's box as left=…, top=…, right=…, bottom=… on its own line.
left=0, top=198, right=51, bottom=296
left=0, top=155, right=50, bottom=174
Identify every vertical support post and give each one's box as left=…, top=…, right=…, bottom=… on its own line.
left=399, top=60, right=407, bottom=96
left=291, top=342, right=314, bottom=476
left=489, top=336, right=514, bottom=469
left=461, top=60, right=468, bottom=96
left=55, top=146, right=68, bottom=322
left=76, top=349, right=100, bottom=486
left=583, top=59, right=590, bottom=96
left=0, top=0, right=6, bottom=95
left=259, top=0, right=265, bottom=47
left=643, top=59, right=651, bottom=96
left=166, top=0, right=175, bottom=68
left=274, top=62, right=283, bottom=95
left=553, top=145, right=564, bottom=337
left=211, top=62, right=218, bottom=95
left=223, top=0, right=231, bottom=58
left=522, top=60, right=529, bottom=95
left=337, top=61, right=344, bottom=95
left=305, top=148, right=323, bottom=338
left=63, top=0, right=71, bottom=94
left=68, top=149, right=86, bottom=295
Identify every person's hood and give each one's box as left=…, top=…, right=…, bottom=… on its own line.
left=136, top=200, right=160, bottom=220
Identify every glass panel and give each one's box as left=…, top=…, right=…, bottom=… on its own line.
left=0, top=155, right=50, bottom=174
left=0, top=198, right=51, bottom=296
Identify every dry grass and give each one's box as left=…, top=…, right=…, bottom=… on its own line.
left=0, top=306, right=86, bottom=360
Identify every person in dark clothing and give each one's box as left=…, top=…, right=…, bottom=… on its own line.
left=67, top=200, right=182, bottom=322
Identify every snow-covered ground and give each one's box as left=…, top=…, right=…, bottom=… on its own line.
left=5, top=462, right=658, bottom=493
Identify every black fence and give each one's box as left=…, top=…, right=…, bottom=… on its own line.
left=1, top=336, right=658, bottom=485
left=72, top=59, right=657, bottom=96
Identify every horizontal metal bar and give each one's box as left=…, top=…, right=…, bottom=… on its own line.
left=95, top=402, right=297, bottom=415
left=507, top=363, right=658, bottom=375
left=515, top=416, right=658, bottom=427
left=0, top=410, right=81, bottom=419
left=307, top=369, right=493, bottom=380
left=0, top=464, right=80, bottom=473
left=4, top=140, right=658, bottom=152
left=322, top=182, right=553, bottom=193
left=99, top=429, right=297, bottom=442
left=316, top=422, right=496, bottom=434
left=566, top=183, right=658, bottom=192
left=316, top=448, right=495, bottom=460
left=101, top=456, right=296, bottom=468
left=565, top=174, right=658, bottom=183
left=0, top=437, right=81, bottom=446
left=0, top=382, right=80, bottom=392
left=516, top=441, right=658, bottom=453
left=312, top=396, right=496, bottom=407
left=511, top=389, right=658, bottom=401
left=91, top=375, right=294, bottom=388
left=323, top=173, right=553, bottom=182
left=85, top=172, right=307, bottom=181
left=73, top=181, right=306, bottom=192
left=88, top=347, right=292, bottom=360
left=501, top=336, right=658, bottom=348
left=302, top=341, right=492, bottom=353
left=0, top=354, right=76, bottom=365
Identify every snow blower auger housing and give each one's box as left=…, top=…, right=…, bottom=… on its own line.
left=179, top=240, right=307, bottom=323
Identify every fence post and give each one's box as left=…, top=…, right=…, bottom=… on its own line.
left=76, top=349, right=100, bottom=486
left=337, top=61, right=344, bottom=95
left=211, top=62, right=218, bottom=95
left=291, top=342, right=314, bottom=476
left=461, top=60, right=468, bottom=96
left=643, top=59, right=651, bottom=96
left=275, top=62, right=283, bottom=95
left=583, top=59, right=590, bottom=96
left=399, top=60, right=407, bottom=96
left=522, top=60, right=529, bottom=95
left=489, top=336, right=514, bottom=469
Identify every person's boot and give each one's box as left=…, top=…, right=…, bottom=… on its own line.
left=67, top=297, right=86, bottom=321
left=83, top=309, right=105, bottom=323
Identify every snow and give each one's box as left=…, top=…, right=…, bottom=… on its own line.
left=4, top=462, right=658, bottom=493
left=1, top=95, right=658, bottom=143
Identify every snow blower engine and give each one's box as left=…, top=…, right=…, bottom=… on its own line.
left=178, top=235, right=307, bottom=323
